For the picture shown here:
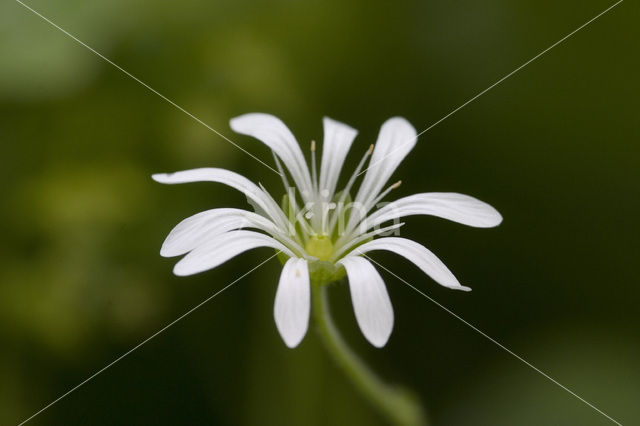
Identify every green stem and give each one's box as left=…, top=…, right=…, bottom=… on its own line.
left=312, top=283, right=427, bottom=426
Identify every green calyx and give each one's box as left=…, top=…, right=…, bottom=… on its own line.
left=275, top=253, right=346, bottom=286
left=308, top=260, right=346, bottom=286
left=305, top=236, right=346, bottom=285
left=276, top=235, right=346, bottom=286
left=305, top=235, right=334, bottom=261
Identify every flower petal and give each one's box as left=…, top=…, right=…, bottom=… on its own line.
left=362, top=192, right=503, bottom=232
left=319, top=117, right=357, bottom=201
left=349, top=117, right=417, bottom=229
left=230, top=113, right=313, bottom=200
left=274, top=258, right=310, bottom=348
left=173, top=230, right=293, bottom=276
left=160, top=208, right=295, bottom=258
left=152, top=168, right=287, bottom=229
left=352, top=237, right=470, bottom=291
left=337, top=256, right=394, bottom=347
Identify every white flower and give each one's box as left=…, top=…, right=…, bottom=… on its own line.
left=153, top=114, right=502, bottom=348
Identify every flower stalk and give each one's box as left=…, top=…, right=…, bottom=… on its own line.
left=312, top=283, right=427, bottom=426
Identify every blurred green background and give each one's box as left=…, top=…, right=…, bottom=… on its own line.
left=1, top=0, right=638, bottom=424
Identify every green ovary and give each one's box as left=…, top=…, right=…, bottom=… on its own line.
left=305, top=235, right=334, bottom=261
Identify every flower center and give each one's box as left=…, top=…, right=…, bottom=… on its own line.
left=305, top=235, right=334, bottom=261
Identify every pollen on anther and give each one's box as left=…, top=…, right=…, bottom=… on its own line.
left=295, top=269, right=301, bottom=277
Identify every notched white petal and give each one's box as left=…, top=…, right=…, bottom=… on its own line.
left=349, top=117, right=417, bottom=229
left=363, top=192, right=503, bottom=230
left=160, top=208, right=280, bottom=257
left=353, top=237, right=470, bottom=291
left=173, top=230, right=293, bottom=276
left=230, top=113, right=313, bottom=199
left=319, top=117, right=357, bottom=201
left=274, top=258, right=310, bottom=348
left=337, top=256, right=394, bottom=347
left=152, top=168, right=288, bottom=229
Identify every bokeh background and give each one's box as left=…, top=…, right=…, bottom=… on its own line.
left=1, top=0, right=639, bottom=425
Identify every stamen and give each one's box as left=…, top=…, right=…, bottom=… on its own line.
left=310, top=140, right=318, bottom=196
left=296, top=199, right=319, bottom=237
left=341, top=144, right=374, bottom=201
left=371, top=180, right=401, bottom=208
left=330, top=222, right=405, bottom=261
left=327, top=144, right=374, bottom=234
left=272, top=151, right=290, bottom=190
left=286, top=186, right=314, bottom=243
left=319, top=202, right=337, bottom=235
left=334, top=180, right=402, bottom=247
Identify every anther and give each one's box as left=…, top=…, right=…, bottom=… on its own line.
left=371, top=180, right=403, bottom=209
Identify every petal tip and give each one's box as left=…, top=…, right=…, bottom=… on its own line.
left=281, top=334, right=304, bottom=348
left=383, top=116, right=417, bottom=134
left=229, top=113, right=273, bottom=132
left=483, top=204, right=503, bottom=227
left=228, top=114, right=248, bottom=130
left=152, top=173, right=169, bottom=182
left=159, top=246, right=175, bottom=258
left=172, top=261, right=192, bottom=277
left=323, top=116, right=358, bottom=134
left=481, top=206, right=503, bottom=228
left=493, top=211, right=504, bottom=226
left=368, top=334, right=391, bottom=348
